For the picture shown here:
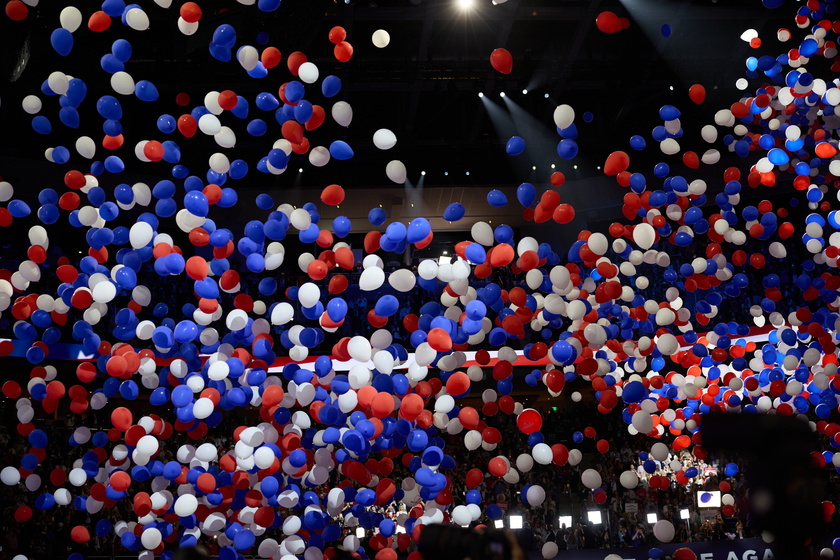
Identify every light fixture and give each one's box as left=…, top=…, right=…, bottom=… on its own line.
left=646, top=513, right=658, bottom=524
left=669, top=85, right=674, bottom=91
left=355, top=527, right=365, bottom=538
left=494, top=520, right=504, bottom=529
left=465, top=171, right=470, bottom=176
left=573, top=165, right=578, bottom=169
left=558, top=515, right=572, bottom=529
left=298, top=168, right=303, bottom=173
left=586, top=511, right=602, bottom=525
left=442, top=251, right=448, bottom=255
left=531, top=165, right=536, bottom=171
left=550, top=164, right=556, bottom=169
left=508, top=515, right=523, bottom=529
left=680, top=509, right=690, bottom=520
left=421, top=171, right=426, bottom=176
left=444, top=171, right=449, bottom=176
left=499, top=91, right=506, bottom=97
left=456, top=0, right=475, bottom=8
left=544, top=93, right=549, bottom=98
left=522, top=89, right=528, bottom=95
left=478, top=92, right=484, bottom=98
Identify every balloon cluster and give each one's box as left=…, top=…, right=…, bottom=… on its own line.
left=2, top=1, right=840, bottom=560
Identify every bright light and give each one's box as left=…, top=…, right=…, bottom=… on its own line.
left=550, top=164, right=556, bottom=169
left=355, top=527, right=365, bottom=538
left=494, top=520, right=504, bottom=529
left=522, top=89, right=528, bottom=95
left=500, top=91, right=506, bottom=98
left=421, top=171, right=426, bottom=176
left=478, top=92, right=484, bottom=98
left=298, top=168, right=303, bottom=173
left=465, top=171, right=470, bottom=176
left=438, top=256, right=450, bottom=266
left=531, top=166, right=536, bottom=171
left=544, top=93, right=549, bottom=98
left=558, top=515, right=572, bottom=529
left=646, top=513, right=658, bottom=524
left=444, top=171, right=449, bottom=176
left=680, top=509, right=690, bottom=520
left=457, top=0, right=475, bottom=9
left=509, top=515, right=523, bottom=529
left=442, top=251, right=448, bottom=255
left=586, top=511, right=602, bottom=525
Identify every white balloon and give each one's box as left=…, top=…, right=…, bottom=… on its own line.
left=386, top=160, right=407, bottom=183
left=541, top=542, right=558, bottom=559
left=526, top=485, right=546, bottom=506
left=633, top=223, right=656, bottom=250
left=178, top=17, right=199, bottom=35
left=60, top=6, right=82, bottom=32
left=619, top=470, right=639, bottom=489
left=553, top=104, right=575, bottom=129
left=130, top=222, right=154, bottom=248
left=298, top=62, right=319, bottom=84
left=47, top=72, right=69, bottom=95
left=373, top=128, right=397, bottom=150
left=141, top=528, right=162, bottom=549
left=174, top=494, right=198, bottom=516
left=332, top=101, right=353, bottom=127
left=359, top=267, right=385, bottom=291
left=125, top=8, right=150, bottom=30
left=372, top=29, right=390, bottom=48
left=388, top=268, right=416, bottom=292
left=1, top=466, right=21, bottom=485
left=111, top=72, right=135, bottom=95
left=22, top=95, right=42, bottom=114
left=75, top=136, right=96, bottom=158
left=653, top=520, right=675, bottom=542
left=581, top=468, right=602, bottom=489
left=471, top=222, right=494, bottom=246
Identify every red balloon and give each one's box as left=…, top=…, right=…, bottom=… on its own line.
left=5, top=0, right=28, bottom=21
left=516, top=408, right=543, bottom=434
left=595, top=11, right=623, bottom=33
left=550, top=172, right=566, bottom=187
left=553, top=203, right=575, bottom=224
left=427, top=328, right=452, bottom=352
left=177, top=114, right=197, bottom=138
left=14, top=505, right=32, bottom=522
left=400, top=393, right=424, bottom=421
left=545, top=369, right=566, bottom=393
left=179, top=2, right=202, bottom=22
left=673, top=549, right=697, bottom=560
left=688, top=84, right=706, bottom=104
left=490, top=48, right=513, bottom=74
left=88, top=10, right=111, bottom=31
left=328, top=26, right=347, bottom=44
left=458, top=407, right=480, bottom=429
left=603, top=151, right=630, bottom=175
left=261, top=47, right=281, bottom=69
left=110, top=470, right=131, bottom=491
left=445, top=371, right=470, bottom=395
left=321, top=184, right=345, bottom=205
left=287, top=51, right=307, bottom=75
left=371, top=392, right=394, bottom=418
left=551, top=444, right=569, bottom=466
left=111, top=407, right=133, bottom=431
left=488, top=457, right=508, bottom=477
left=71, top=525, right=90, bottom=543
left=334, top=41, right=354, bottom=62
left=465, top=468, right=484, bottom=488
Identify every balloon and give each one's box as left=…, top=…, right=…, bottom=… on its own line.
left=386, top=160, right=407, bottom=184
left=490, top=48, right=513, bottom=74
left=596, top=11, right=624, bottom=33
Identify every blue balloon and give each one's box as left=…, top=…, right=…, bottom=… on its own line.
left=32, top=116, right=52, bottom=134
left=135, top=80, right=159, bottom=102
left=487, top=189, right=508, bottom=207
left=557, top=139, right=579, bottom=159
left=50, top=28, right=74, bottom=56
left=443, top=202, right=465, bottom=221
left=465, top=243, right=486, bottom=264
left=505, top=136, right=525, bottom=155
left=329, top=141, right=354, bottom=160
left=213, top=24, right=237, bottom=48
left=374, top=295, right=399, bottom=317
left=111, top=39, right=133, bottom=63
left=516, top=183, right=536, bottom=207
left=322, top=76, right=342, bottom=97
left=333, top=216, right=351, bottom=237
left=407, top=218, right=431, bottom=243
left=327, top=299, right=348, bottom=322
left=660, top=24, right=672, bottom=38
left=368, top=207, right=387, bottom=226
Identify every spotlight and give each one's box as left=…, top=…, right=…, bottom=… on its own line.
left=646, top=513, right=658, bottom=524
left=531, top=166, right=536, bottom=171
left=465, top=171, right=470, bottom=176
left=522, top=89, right=528, bottom=94
left=499, top=91, right=506, bottom=97
left=544, top=93, right=549, bottom=98
left=456, top=0, right=474, bottom=9
left=508, top=515, right=523, bottom=530
left=444, top=171, right=449, bottom=176
left=586, top=511, right=602, bottom=525
left=680, top=509, right=690, bottom=520
left=478, top=92, right=484, bottom=98
left=550, top=164, right=556, bottom=169
left=421, top=171, right=426, bottom=176
left=494, top=520, right=504, bottom=529
left=298, top=168, right=303, bottom=173
left=558, top=515, right=572, bottom=529
left=669, top=85, right=674, bottom=90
